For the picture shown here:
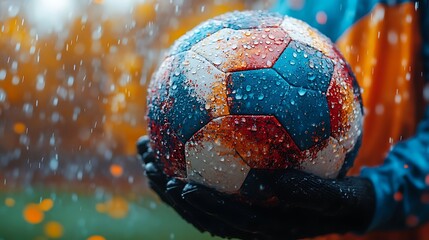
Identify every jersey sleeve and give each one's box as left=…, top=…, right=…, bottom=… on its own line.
left=360, top=2, right=429, bottom=231
left=360, top=106, right=429, bottom=230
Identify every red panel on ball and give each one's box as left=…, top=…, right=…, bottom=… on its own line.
left=188, top=115, right=304, bottom=169
left=149, top=121, right=186, bottom=177
left=326, top=62, right=356, bottom=139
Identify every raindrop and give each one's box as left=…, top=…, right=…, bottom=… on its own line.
left=67, top=76, right=74, bottom=86
left=92, top=26, right=103, bottom=40
left=231, top=44, right=238, bottom=50
left=0, top=69, right=6, bottom=80
left=23, top=103, right=34, bottom=116
left=245, top=85, right=252, bottom=92
left=289, top=60, right=296, bottom=65
left=213, top=58, right=222, bottom=66
left=52, top=97, right=59, bottom=106
left=12, top=76, right=20, bottom=85
left=8, top=5, right=20, bottom=17
left=11, top=61, right=17, bottom=70
left=0, top=89, right=6, bottom=102
left=298, top=88, right=307, bottom=96
left=307, top=73, right=316, bottom=81
left=266, top=60, right=273, bottom=67
left=257, top=93, right=265, bottom=100
left=36, top=74, right=45, bottom=91
left=49, top=155, right=59, bottom=171
left=51, top=112, right=60, bottom=123
left=292, top=52, right=297, bottom=58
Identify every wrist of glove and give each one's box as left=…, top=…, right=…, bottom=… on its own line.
left=137, top=136, right=376, bottom=240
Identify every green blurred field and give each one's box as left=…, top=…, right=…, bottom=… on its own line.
left=0, top=187, right=221, bottom=240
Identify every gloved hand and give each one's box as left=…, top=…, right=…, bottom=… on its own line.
left=137, top=136, right=376, bottom=240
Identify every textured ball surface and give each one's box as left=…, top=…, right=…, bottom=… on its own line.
left=147, top=11, right=363, bottom=193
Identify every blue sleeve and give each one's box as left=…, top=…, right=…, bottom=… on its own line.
left=360, top=106, right=429, bottom=230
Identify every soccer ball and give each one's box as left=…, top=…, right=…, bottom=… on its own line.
left=147, top=11, right=363, bottom=194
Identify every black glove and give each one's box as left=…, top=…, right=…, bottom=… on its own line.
left=137, top=136, right=376, bottom=240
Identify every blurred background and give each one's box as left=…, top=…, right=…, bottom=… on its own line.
left=0, top=0, right=274, bottom=239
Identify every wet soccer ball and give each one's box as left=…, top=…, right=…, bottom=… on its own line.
left=147, top=11, right=363, bottom=193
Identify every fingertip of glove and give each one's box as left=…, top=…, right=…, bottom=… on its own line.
left=136, top=135, right=150, bottom=155
left=144, top=162, right=160, bottom=175
left=166, top=178, right=187, bottom=192
left=182, top=183, right=200, bottom=194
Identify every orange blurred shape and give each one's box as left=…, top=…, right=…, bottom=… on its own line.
left=39, top=198, right=54, bottom=212
left=109, top=164, right=123, bottom=177
left=44, top=221, right=64, bottom=239
left=13, top=122, right=26, bottom=134
left=87, top=235, right=106, bottom=240
left=95, top=202, right=107, bottom=213
left=5, top=197, right=15, bottom=207
left=93, top=0, right=104, bottom=4
left=133, top=1, right=156, bottom=25
left=105, top=196, right=129, bottom=219
left=23, top=203, right=44, bottom=224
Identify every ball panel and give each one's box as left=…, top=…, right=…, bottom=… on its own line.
left=280, top=16, right=336, bottom=59
left=149, top=121, right=187, bottom=177
left=273, top=40, right=334, bottom=92
left=337, top=133, right=362, bottom=178
left=326, top=62, right=363, bottom=151
left=167, top=51, right=229, bottom=142
left=178, top=51, right=229, bottom=118
left=164, top=52, right=210, bottom=143
left=190, top=115, right=304, bottom=169
left=215, top=10, right=283, bottom=30
left=192, top=27, right=290, bottom=72
left=168, top=20, right=230, bottom=57
left=147, top=57, right=174, bottom=126
left=227, top=69, right=331, bottom=150
left=299, top=137, right=346, bottom=178
left=185, top=127, right=251, bottom=193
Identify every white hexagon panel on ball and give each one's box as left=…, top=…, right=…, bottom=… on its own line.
left=185, top=136, right=251, bottom=194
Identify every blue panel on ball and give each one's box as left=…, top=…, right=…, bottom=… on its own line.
left=228, top=69, right=330, bottom=150
left=167, top=53, right=211, bottom=143
left=168, top=20, right=231, bottom=56
left=273, top=41, right=333, bottom=92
